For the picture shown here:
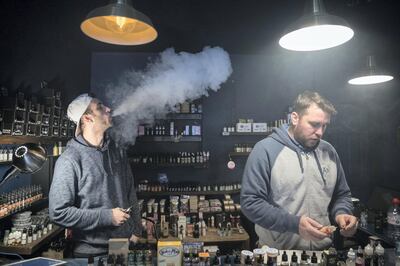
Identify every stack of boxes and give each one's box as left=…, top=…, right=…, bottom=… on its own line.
left=44, top=90, right=62, bottom=137
left=0, top=87, right=74, bottom=137
left=0, top=92, right=27, bottom=135
left=26, top=96, right=41, bottom=136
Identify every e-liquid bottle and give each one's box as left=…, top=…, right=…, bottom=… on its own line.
left=291, top=252, right=298, bottom=266
left=281, top=251, right=289, bottom=266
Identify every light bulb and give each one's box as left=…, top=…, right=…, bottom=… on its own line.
left=104, top=16, right=138, bottom=33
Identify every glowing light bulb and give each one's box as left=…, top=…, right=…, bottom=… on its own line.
left=105, top=16, right=138, bottom=33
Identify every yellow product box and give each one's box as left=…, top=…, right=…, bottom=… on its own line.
left=157, top=241, right=183, bottom=266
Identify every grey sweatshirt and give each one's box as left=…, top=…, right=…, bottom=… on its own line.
left=240, top=124, right=353, bottom=250
left=49, top=134, right=141, bottom=254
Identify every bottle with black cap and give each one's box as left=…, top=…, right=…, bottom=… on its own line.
left=291, top=251, right=298, bottom=266
left=281, top=251, right=289, bottom=266
left=115, top=254, right=123, bottom=266
left=107, top=254, right=114, bottom=266
left=224, top=253, right=231, bottom=265
left=300, top=250, right=308, bottom=265
left=327, top=247, right=338, bottom=266
left=183, top=249, right=191, bottom=266
left=244, top=255, right=252, bottom=265
left=192, top=251, right=200, bottom=266
left=233, top=253, right=241, bottom=266
left=211, top=249, right=221, bottom=265
left=88, top=255, right=94, bottom=266
left=310, top=252, right=318, bottom=266
left=98, top=257, right=105, bottom=266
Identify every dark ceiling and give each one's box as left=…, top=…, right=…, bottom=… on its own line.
left=1, top=0, right=398, bottom=54
left=0, top=0, right=398, bottom=96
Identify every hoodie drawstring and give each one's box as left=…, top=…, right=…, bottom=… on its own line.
left=296, top=151, right=304, bottom=173
left=296, top=150, right=326, bottom=186
left=107, top=148, right=113, bottom=175
left=313, top=150, right=326, bottom=185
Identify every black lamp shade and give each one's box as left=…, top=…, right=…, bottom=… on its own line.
left=0, top=143, right=47, bottom=188
left=81, top=0, right=157, bottom=45
left=279, top=0, right=354, bottom=51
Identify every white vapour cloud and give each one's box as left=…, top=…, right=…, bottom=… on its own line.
left=105, top=46, right=232, bottom=144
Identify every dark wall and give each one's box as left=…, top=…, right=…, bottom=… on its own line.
left=91, top=48, right=400, bottom=204
left=1, top=0, right=399, bottom=206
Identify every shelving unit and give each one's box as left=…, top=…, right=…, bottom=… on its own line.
left=131, top=162, right=209, bottom=169
left=0, top=155, right=59, bottom=166
left=155, top=113, right=202, bottom=120
left=0, top=225, right=64, bottom=255
left=222, top=132, right=271, bottom=136
left=229, top=152, right=250, bottom=157
left=139, top=228, right=250, bottom=249
left=137, top=189, right=241, bottom=197
left=0, top=198, right=48, bottom=222
left=136, top=136, right=202, bottom=142
left=0, top=136, right=69, bottom=145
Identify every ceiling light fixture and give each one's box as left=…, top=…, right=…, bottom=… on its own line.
left=348, top=55, right=394, bottom=85
left=81, top=0, right=157, bottom=46
left=279, top=0, right=354, bottom=51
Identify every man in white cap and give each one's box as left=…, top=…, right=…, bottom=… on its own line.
left=49, top=93, right=142, bottom=257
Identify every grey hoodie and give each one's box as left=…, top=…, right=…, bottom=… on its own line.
left=240, top=124, right=353, bottom=250
left=49, top=134, right=141, bottom=254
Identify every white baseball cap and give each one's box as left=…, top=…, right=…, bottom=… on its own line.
left=67, top=93, right=93, bottom=137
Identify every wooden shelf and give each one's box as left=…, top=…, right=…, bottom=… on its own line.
left=137, top=189, right=241, bottom=196
left=0, top=198, right=48, bottom=222
left=222, top=132, right=271, bottom=136
left=0, top=136, right=70, bottom=145
left=155, top=113, right=202, bottom=120
left=136, top=136, right=202, bottom=142
left=131, top=162, right=209, bottom=169
left=0, top=225, right=64, bottom=255
left=139, top=228, right=249, bottom=245
left=229, top=152, right=251, bottom=157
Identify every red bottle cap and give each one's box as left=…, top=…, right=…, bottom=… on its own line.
left=392, top=198, right=400, bottom=205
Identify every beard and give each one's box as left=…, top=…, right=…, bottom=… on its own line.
left=293, top=128, right=320, bottom=150
left=302, top=138, right=320, bottom=150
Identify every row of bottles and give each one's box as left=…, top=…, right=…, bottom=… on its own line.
left=359, top=197, right=400, bottom=240
left=3, top=218, right=53, bottom=246
left=137, top=182, right=241, bottom=193
left=234, top=144, right=253, bottom=153
left=138, top=122, right=201, bottom=137
left=130, top=151, right=210, bottom=166
left=85, top=242, right=389, bottom=266
left=177, top=101, right=203, bottom=114
left=0, top=185, right=43, bottom=218
left=0, top=146, right=14, bottom=162
left=388, top=197, right=400, bottom=238
left=222, top=118, right=288, bottom=135
left=52, top=141, right=65, bottom=156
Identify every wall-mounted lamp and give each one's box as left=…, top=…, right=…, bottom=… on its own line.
left=348, top=55, right=394, bottom=85
left=279, top=0, right=354, bottom=51
left=81, top=0, right=157, bottom=46
left=0, top=143, right=47, bottom=188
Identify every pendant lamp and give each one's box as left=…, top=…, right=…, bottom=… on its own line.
left=279, top=0, right=354, bottom=51
left=81, top=0, right=157, bottom=45
left=0, top=143, right=47, bottom=188
left=348, top=55, right=394, bottom=85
